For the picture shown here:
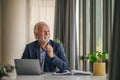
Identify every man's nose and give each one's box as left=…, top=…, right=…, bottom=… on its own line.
left=45, top=31, right=49, bottom=35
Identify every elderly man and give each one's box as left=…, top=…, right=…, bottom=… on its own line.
left=21, top=22, right=69, bottom=72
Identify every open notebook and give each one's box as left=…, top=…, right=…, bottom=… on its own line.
left=52, top=70, right=92, bottom=75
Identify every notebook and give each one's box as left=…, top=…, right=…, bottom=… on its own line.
left=52, top=70, right=92, bottom=75
left=14, top=59, right=42, bottom=75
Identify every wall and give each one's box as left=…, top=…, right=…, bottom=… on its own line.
left=0, top=0, right=1, bottom=64
left=1, top=0, right=26, bottom=65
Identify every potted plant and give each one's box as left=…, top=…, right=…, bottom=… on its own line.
left=0, top=65, right=14, bottom=79
left=88, top=51, right=109, bottom=76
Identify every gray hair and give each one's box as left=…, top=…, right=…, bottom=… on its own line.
left=34, top=22, right=48, bottom=33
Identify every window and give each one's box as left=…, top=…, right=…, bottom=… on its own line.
left=77, top=0, right=114, bottom=72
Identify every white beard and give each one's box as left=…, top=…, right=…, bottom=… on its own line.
left=41, top=37, right=49, bottom=43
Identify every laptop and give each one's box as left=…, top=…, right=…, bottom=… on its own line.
left=14, top=59, right=42, bottom=75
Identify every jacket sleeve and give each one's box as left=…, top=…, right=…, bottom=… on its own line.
left=21, top=45, right=30, bottom=59
left=51, top=44, right=69, bottom=71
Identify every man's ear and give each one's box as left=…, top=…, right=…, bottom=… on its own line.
left=34, top=32, right=38, bottom=39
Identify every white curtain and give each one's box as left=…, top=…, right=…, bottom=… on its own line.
left=27, top=0, right=55, bottom=42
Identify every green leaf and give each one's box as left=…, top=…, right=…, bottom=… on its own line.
left=88, top=52, right=98, bottom=62
left=0, top=66, right=5, bottom=77
left=88, top=51, right=109, bottom=63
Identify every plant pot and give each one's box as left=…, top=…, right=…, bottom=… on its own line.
left=93, top=62, right=106, bottom=76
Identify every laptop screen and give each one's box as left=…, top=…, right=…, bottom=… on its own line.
left=14, top=59, right=42, bottom=75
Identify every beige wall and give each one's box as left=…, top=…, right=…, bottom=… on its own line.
left=1, top=0, right=26, bottom=65
left=0, top=0, right=1, bottom=64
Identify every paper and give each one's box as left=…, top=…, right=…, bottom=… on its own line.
left=52, top=70, right=92, bottom=75
left=71, top=70, right=92, bottom=75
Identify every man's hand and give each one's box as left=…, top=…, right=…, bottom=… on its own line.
left=46, top=44, right=54, bottom=58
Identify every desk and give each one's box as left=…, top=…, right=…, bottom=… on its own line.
left=16, top=73, right=107, bottom=80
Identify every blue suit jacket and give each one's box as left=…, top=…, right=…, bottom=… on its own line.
left=21, top=40, right=69, bottom=72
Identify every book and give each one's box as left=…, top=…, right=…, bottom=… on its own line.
left=52, top=70, right=92, bottom=75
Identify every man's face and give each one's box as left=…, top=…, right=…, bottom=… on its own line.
left=35, top=24, right=50, bottom=43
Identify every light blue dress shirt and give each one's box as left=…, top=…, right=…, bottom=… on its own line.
left=40, top=47, right=46, bottom=73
